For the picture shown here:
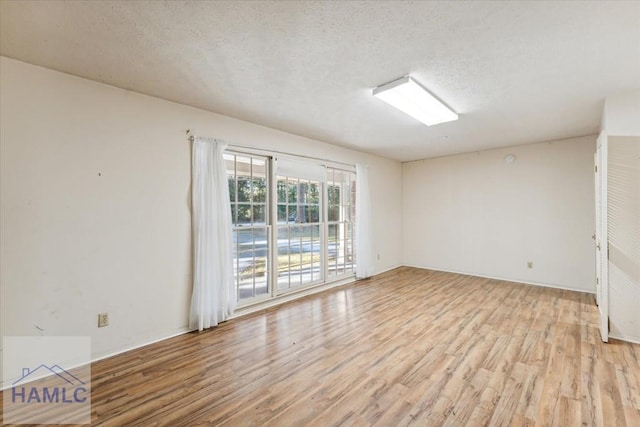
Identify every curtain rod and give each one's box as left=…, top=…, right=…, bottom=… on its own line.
left=186, top=130, right=355, bottom=168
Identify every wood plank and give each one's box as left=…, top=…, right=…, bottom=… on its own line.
left=2, top=267, right=638, bottom=426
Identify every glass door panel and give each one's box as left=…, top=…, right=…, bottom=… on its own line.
left=276, top=175, right=323, bottom=292
left=226, top=153, right=270, bottom=303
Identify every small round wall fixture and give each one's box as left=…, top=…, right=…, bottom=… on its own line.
left=504, top=154, right=516, bottom=164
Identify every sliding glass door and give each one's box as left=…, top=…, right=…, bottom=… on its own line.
left=226, top=151, right=355, bottom=305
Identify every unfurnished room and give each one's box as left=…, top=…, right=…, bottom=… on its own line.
left=0, top=1, right=639, bottom=426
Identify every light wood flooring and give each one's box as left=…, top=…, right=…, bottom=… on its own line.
left=3, top=267, right=640, bottom=426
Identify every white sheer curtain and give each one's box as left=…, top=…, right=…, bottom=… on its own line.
left=189, top=137, right=236, bottom=331
left=355, top=163, right=374, bottom=279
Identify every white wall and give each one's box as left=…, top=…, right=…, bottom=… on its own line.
left=602, top=90, right=640, bottom=136
left=0, top=56, right=403, bottom=366
left=402, top=135, right=596, bottom=292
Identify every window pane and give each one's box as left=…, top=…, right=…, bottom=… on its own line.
left=228, top=177, right=236, bottom=202
left=290, top=228, right=302, bottom=256
left=277, top=226, right=290, bottom=255
left=277, top=204, right=287, bottom=222
left=253, top=178, right=267, bottom=203
left=328, top=206, right=339, bottom=222
left=277, top=175, right=323, bottom=290
left=230, top=204, right=237, bottom=225
left=277, top=180, right=287, bottom=203
left=237, top=232, right=255, bottom=300
left=308, top=205, right=320, bottom=223
left=255, top=274, right=268, bottom=296
left=237, top=204, right=251, bottom=224
left=278, top=274, right=290, bottom=291
left=288, top=226, right=302, bottom=287
left=237, top=178, right=251, bottom=202
left=277, top=226, right=290, bottom=291
left=328, top=186, right=339, bottom=206
left=288, top=204, right=298, bottom=222
left=312, top=241, right=321, bottom=282
left=236, top=227, right=270, bottom=301
left=254, top=228, right=268, bottom=296
left=253, top=228, right=268, bottom=258
left=309, top=182, right=320, bottom=204
left=287, top=181, right=297, bottom=203
left=299, top=205, right=308, bottom=223
left=299, top=180, right=310, bottom=203
left=328, top=224, right=337, bottom=241
left=253, top=204, right=266, bottom=224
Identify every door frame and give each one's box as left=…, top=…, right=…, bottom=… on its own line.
left=595, top=131, right=609, bottom=342
left=594, top=151, right=600, bottom=307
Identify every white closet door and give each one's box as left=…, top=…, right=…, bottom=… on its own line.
left=607, top=135, right=640, bottom=342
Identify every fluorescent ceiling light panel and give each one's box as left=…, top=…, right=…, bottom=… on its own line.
left=373, top=76, right=458, bottom=126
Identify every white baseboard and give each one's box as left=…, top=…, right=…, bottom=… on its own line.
left=374, top=264, right=404, bottom=276
left=91, top=327, right=194, bottom=364
left=402, top=264, right=596, bottom=295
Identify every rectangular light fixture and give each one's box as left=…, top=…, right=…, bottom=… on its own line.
left=373, top=76, right=458, bottom=126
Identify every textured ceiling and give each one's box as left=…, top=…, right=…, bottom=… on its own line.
left=1, top=1, right=639, bottom=161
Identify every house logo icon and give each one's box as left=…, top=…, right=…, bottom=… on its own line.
left=3, top=336, right=91, bottom=424
left=11, top=364, right=89, bottom=404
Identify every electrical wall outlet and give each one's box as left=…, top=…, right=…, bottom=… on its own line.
left=98, top=312, right=109, bottom=328
left=527, top=261, right=533, bottom=269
